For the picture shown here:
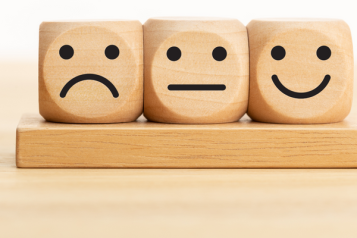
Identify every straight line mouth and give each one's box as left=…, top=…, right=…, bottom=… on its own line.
left=168, top=84, right=226, bottom=91
left=60, top=74, right=119, bottom=98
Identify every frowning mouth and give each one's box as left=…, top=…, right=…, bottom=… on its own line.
left=60, top=74, right=119, bottom=98
left=168, top=84, right=226, bottom=91
left=272, top=75, right=331, bottom=99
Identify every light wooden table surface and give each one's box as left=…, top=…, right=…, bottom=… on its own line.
left=1, top=62, right=357, bottom=237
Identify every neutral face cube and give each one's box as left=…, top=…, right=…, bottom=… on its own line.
left=144, top=17, right=249, bottom=124
left=247, top=19, right=354, bottom=124
left=39, top=21, right=143, bottom=123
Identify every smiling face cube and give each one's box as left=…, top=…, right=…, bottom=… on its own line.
left=144, top=17, right=249, bottom=124
left=39, top=21, right=143, bottom=123
left=247, top=19, right=354, bottom=124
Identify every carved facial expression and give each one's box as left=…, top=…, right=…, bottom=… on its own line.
left=256, top=29, right=350, bottom=119
left=150, top=31, right=244, bottom=118
left=271, top=44, right=331, bottom=99
left=43, top=26, right=137, bottom=118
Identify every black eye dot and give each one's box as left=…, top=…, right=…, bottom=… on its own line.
left=59, top=45, right=74, bottom=60
left=317, top=46, right=331, bottom=60
left=212, top=47, right=227, bottom=61
left=105, top=45, right=120, bottom=60
left=271, top=46, right=286, bottom=60
left=167, top=47, right=181, bottom=61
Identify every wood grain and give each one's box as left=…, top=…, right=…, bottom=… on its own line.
left=247, top=19, right=354, bottom=124
left=39, top=21, right=143, bottom=123
left=2, top=62, right=357, bottom=237
left=16, top=111, right=357, bottom=168
left=144, top=17, right=249, bottom=124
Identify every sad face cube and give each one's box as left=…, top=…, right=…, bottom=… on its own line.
left=247, top=19, right=354, bottom=124
left=39, top=21, right=143, bottom=123
left=144, top=17, right=249, bottom=124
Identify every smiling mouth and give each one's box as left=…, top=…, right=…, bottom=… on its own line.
left=60, top=74, right=119, bottom=98
left=168, top=84, right=226, bottom=91
left=272, top=75, right=331, bottom=99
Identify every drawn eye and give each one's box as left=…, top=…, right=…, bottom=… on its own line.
left=271, top=46, right=286, bottom=61
left=212, top=47, right=227, bottom=61
left=59, top=45, right=74, bottom=60
left=317, top=46, right=331, bottom=60
left=105, top=45, right=120, bottom=60
left=167, top=47, right=181, bottom=61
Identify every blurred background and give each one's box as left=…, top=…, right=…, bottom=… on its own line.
left=1, top=0, right=356, bottom=61
left=0, top=0, right=356, bottom=134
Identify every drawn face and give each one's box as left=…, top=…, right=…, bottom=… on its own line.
left=257, top=29, right=349, bottom=118
left=150, top=31, right=243, bottom=118
left=271, top=45, right=331, bottom=99
left=166, top=45, right=227, bottom=91
left=43, top=26, right=137, bottom=118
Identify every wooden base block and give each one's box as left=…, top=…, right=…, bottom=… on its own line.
left=16, top=114, right=357, bottom=168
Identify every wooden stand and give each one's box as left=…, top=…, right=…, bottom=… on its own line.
left=16, top=113, right=357, bottom=168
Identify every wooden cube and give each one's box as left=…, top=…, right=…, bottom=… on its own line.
left=39, top=21, right=143, bottom=123
left=247, top=19, right=354, bottom=124
left=144, top=17, right=249, bottom=124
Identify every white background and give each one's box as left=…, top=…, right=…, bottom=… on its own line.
left=0, top=0, right=356, bottom=61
